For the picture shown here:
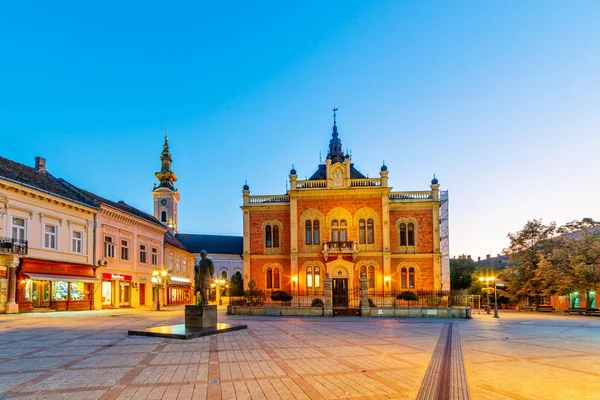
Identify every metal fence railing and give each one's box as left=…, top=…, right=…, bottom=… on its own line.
left=365, top=290, right=468, bottom=309
left=226, top=290, right=326, bottom=307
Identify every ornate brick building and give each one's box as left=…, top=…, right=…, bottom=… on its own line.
left=241, top=111, right=450, bottom=296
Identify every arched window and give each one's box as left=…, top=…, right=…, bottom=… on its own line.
left=400, top=223, right=407, bottom=246
left=273, top=225, right=280, bottom=248
left=314, top=266, right=321, bottom=288
left=273, top=268, right=280, bottom=289
left=161, top=211, right=167, bottom=222
left=306, top=267, right=313, bottom=289
left=332, top=220, right=339, bottom=242
left=401, top=267, right=408, bottom=288
left=368, top=265, right=375, bottom=288
left=313, top=220, right=320, bottom=244
left=305, top=220, right=312, bottom=245
left=340, top=220, right=347, bottom=241
left=367, top=219, right=374, bottom=244
left=408, top=223, right=415, bottom=246
left=359, top=219, right=366, bottom=244
left=267, top=268, right=273, bottom=289
left=265, top=225, right=272, bottom=248
left=409, top=267, right=415, bottom=288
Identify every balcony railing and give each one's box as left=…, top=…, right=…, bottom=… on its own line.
left=389, top=191, right=433, bottom=200
left=0, top=236, right=28, bottom=255
left=248, top=195, right=290, bottom=204
left=295, top=180, right=327, bottom=189
left=323, top=241, right=358, bottom=261
left=350, top=178, right=381, bottom=187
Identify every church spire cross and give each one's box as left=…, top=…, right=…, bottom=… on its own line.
left=333, top=107, right=338, bottom=124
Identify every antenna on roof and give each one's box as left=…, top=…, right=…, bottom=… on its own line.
left=319, top=151, right=322, bottom=163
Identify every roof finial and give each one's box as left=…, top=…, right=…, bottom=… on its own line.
left=319, top=151, right=322, bottom=163
left=333, top=106, right=338, bottom=124
left=164, top=129, right=168, bottom=139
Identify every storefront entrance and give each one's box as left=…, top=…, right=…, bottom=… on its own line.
left=31, top=281, right=51, bottom=308
left=101, top=281, right=112, bottom=307
left=120, top=282, right=130, bottom=306
left=139, top=283, right=146, bottom=305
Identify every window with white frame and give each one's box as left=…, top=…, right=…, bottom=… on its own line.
left=140, top=244, right=147, bottom=264
left=11, top=216, right=26, bottom=241
left=151, top=248, right=158, bottom=265
left=44, top=224, right=57, bottom=249
left=104, top=236, right=115, bottom=258
left=72, top=230, right=83, bottom=253
left=121, top=240, right=129, bottom=261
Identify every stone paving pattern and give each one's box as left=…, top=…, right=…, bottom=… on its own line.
left=1, top=307, right=599, bottom=399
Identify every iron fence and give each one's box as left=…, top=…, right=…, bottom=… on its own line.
left=225, top=289, right=325, bottom=307
left=366, top=290, right=469, bottom=309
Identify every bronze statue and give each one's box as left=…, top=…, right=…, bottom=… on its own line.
left=194, top=250, right=215, bottom=305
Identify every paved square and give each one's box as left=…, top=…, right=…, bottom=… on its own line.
left=1, top=308, right=599, bottom=399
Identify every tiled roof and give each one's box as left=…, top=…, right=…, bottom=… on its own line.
left=165, top=231, right=188, bottom=251
left=0, top=156, right=98, bottom=208
left=176, top=234, right=243, bottom=255
left=79, top=188, right=165, bottom=229
left=309, top=163, right=366, bottom=180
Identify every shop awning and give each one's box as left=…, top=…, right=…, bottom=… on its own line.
left=24, top=273, right=99, bottom=283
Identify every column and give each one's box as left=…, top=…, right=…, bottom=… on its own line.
left=360, top=272, right=370, bottom=317
left=6, top=262, right=19, bottom=314
left=323, top=273, right=332, bottom=317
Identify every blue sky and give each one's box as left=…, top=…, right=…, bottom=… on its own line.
left=2, top=1, right=599, bottom=258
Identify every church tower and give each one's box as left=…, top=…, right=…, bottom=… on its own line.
left=152, top=130, right=180, bottom=233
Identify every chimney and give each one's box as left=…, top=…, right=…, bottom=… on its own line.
left=486, top=254, right=491, bottom=260
left=35, top=157, right=46, bottom=173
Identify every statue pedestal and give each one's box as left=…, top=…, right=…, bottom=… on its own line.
left=128, top=303, right=247, bottom=340
left=185, top=305, right=217, bottom=328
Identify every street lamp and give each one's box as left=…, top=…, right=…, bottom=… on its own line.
left=291, top=276, right=298, bottom=293
left=479, top=276, right=499, bottom=318
left=152, top=268, right=169, bottom=311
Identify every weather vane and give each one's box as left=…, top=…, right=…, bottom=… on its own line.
left=333, top=107, right=338, bottom=123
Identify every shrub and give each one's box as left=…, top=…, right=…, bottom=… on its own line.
left=230, top=298, right=245, bottom=306
left=270, top=290, right=293, bottom=303
left=396, top=291, right=419, bottom=301
left=243, top=280, right=265, bottom=306
left=426, top=295, right=442, bottom=308
left=368, top=298, right=376, bottom=307
left=311, top=298, right=324, bottom=307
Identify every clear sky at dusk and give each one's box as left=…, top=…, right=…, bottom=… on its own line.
left=2, top=1, right=599, bottom=258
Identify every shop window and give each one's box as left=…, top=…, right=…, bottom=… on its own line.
left=105, top=236, right=115, bottom=258
left=44, top=224, right=57, bottom=249
left=72, top=230, right=83, bottom=254
left=121, top=240, right=129, bottom=260
left=140, top=245, right=147, bottom=264
left=11, top=216, right=26, bottom=241
left=152, top=248, right=158, bottom=265
left=70, top=282, right=89, bottom=300
left=52, top=281, right=69, bottom=300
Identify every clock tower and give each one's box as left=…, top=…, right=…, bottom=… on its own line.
left=152, top=131, right=180, bottom=233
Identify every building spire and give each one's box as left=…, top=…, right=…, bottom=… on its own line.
left=155, top=130, right=177, bottom=190
left=329, top=107, right=344, bottom=163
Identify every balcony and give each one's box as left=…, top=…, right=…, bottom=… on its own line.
left=0, top=236, right=28, bottom=255
left=322, top=241, right=358, bottom=261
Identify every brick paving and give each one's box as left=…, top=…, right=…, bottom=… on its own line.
left=0, top=307, right=599, bottom=399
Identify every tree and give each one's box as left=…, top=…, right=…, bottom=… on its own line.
left=502, top=219, right=559, bottom=303
left=450, top=255, right=477, bottom=290
left=228, top=271, right=244, bottom=296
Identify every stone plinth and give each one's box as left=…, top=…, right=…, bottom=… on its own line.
left=185, top=305, right=217, bottom=328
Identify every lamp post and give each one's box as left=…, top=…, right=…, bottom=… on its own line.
left=216, top=278, right=225, bottom=305
left=479, top=276, right=498, bottom=317
left=152, top=268, right=169, bottom=311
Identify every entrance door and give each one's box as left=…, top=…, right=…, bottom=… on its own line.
left=139, top=283, right=146, bottom=305
left=332, top=278, right=348, bottom=316
left=120, top=282, right=130, bottom=306
left=32, top=281, right=51, bottom=308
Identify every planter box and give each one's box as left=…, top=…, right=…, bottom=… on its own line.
left=229, top=305, right=470, bottom=318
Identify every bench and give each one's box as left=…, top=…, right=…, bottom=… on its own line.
left=536, top=305, right=555, bottom=312
left=585, top=308, right=600, bottom=316
left=565, top=308, right=587, bottom=315
left=520, top=305, right=535, bottom=312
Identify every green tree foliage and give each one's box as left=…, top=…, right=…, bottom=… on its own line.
left=227, top=271, right=244, bottom=296
left=450, top=255, right=477, bottom=290
left=270, top=290, right=293, bottom=303
left=503, top=218, right=600, bottom=301
left=243, top=280, right=264, bottom=306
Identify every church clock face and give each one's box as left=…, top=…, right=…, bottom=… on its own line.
left=160, top=199, right=167, bottom=206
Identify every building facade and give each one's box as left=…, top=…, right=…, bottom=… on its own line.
left=0, top=156, right=98, bottom=313
left=242, top=113, right=449, bottom=296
